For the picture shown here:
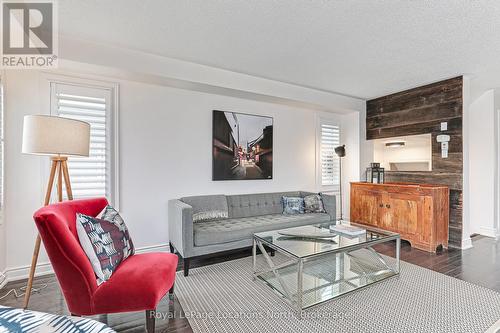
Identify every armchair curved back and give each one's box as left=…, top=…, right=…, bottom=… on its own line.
left=33, top=198, right=108, bottom=315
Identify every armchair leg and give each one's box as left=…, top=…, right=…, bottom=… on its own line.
left=169, top=242, right=175, bottom=254
left=183, top=258, right=190, bottom=277
left=146, top=309, right=156, bottom=333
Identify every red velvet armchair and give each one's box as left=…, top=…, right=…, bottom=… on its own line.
left=33, top=198, right=178, bottom=332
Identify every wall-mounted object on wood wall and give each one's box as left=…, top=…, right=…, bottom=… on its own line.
left=437, top=134, right=450, bottom=158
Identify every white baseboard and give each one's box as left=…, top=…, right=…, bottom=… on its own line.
left=477, top=226, right=500, bottom=239
left=2, top=261, right=54, bottom=287
left=0, top=243, right=171, bottom=287
left=134, top=243, right=170, bottom=254
left=460, top=237, right=473, bottom=250
left=448, top=237, right=473, bottom=250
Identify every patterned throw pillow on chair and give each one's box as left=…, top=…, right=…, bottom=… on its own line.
left=76, top=206, right=134, bottom=282
left=100, top=206, right=135, bottom=258
left=303, top=194, right=326, bottom=213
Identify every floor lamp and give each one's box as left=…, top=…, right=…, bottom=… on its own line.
left=22, top=115, right=90, bottom=309
left=334, top=145, right=346, bottom=221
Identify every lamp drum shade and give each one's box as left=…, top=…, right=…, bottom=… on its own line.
left=22, top=115, right=90, bottom=157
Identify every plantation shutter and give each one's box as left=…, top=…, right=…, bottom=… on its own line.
left=320, top=123, right=340, bottom=186
left=51, top=82, right=112, bottom=199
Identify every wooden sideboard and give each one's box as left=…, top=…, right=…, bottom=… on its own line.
left=350, top=182, right=449, bottom=252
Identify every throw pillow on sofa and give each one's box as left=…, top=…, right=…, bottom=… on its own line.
left=303, top=194, right=326, bottom=213
left=76, top=210, right=134, bottom=282
left=282, top=196, right=305, bottom=215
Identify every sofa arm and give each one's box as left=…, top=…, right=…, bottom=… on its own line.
left=320, top=193, right=337, bottom=221
left=168, top=199, right=194, bottom=258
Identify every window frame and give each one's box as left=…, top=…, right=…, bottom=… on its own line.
left=316, top=116, right=341, bottom=193
left=44, top=74, right=120, bottom=208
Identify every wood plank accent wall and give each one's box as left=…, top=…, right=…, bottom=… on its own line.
left=366, top=76, right=463, bottom=247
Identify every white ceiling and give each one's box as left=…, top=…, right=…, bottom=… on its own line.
left=59, top=0, right=500, bottom=99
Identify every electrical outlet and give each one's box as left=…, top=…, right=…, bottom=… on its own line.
left=441, top=122, right=448, bottom=131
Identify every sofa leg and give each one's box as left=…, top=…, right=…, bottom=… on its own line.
left=145, top=309, right=156, bottom=333
left=183, top=258, right=190, bottom=277
left=270, top=249, right=275, bottom=257
left=169, top=242, right=175, bottom=254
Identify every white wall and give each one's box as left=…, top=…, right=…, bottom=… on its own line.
left=3, top=70, right=48, bottom=279
left=0, top=65, right=362, bottom=281
left=359, top=108, right=373, bottom=180
left=119, top=80, right=320, bottom=248
left=468, top=90, right=498, bottom=238
left=340, top=112, right=361, bottom=219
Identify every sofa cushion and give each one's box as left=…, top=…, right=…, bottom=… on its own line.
left=193, top=213, right=331, bottom=246
left=227, top=191, right=301, bottom=218
left=181, top=194, right=228, bottom=222
left=93, top=252, right=178, bottom=313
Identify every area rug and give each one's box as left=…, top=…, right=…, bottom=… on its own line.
left=174, top=254, right=500, bottom=333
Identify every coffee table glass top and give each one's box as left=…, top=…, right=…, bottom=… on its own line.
left=252, top=220, right=401, bottom=312
left=254, top=220, right=399, bottom=259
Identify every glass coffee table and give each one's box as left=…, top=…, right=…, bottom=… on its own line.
left=252, top=220, right=400, bottom=313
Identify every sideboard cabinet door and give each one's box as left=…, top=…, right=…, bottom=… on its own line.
left=350, top=187, right=381, bottom=227
left=382, top=192, right=421, bottom=235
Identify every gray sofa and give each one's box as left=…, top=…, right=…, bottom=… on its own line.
left=168, top=191, right=336, bottom=276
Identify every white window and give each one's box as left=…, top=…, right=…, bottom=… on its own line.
left=319, top=122, right=341, bottom=187
left=50, top=80, right=118, bottom=205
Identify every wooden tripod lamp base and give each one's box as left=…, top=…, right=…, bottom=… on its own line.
left=23, top=157, right=74, bottom=309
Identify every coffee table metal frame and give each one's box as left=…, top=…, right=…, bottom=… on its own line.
left=252, top=221, right=401, bottom=314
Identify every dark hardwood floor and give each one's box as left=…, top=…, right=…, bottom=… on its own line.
left=1, top=235, right=499, bottom=332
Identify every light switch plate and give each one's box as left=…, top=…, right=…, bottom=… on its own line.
left=441, top=122, right=448, bottom=131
